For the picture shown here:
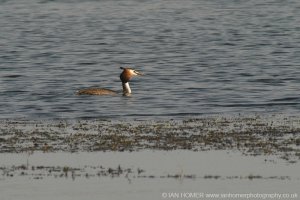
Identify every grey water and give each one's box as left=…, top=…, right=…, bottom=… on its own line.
left=0, top=0, right=300, bottom=119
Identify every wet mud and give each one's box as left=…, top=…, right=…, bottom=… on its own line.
left=0, top=164, right=295, bottom=181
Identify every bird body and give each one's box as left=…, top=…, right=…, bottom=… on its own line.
left=76, top=88, right=117, bottom=95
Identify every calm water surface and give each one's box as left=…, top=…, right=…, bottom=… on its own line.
left=1, top=0, right=300, bottom=119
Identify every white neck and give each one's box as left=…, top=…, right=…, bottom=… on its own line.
left=122, top=82, right=131, bottom=96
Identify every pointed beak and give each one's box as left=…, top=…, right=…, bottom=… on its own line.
left=135, top=71, right=144, bottom=76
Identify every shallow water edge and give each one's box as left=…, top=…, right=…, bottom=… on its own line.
left=0, top=151, right=299, bottom=200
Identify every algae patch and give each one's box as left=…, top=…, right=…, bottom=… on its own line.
left=0, top=115, right=299, bottom=162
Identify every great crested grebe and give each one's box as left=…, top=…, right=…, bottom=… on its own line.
left=77, top=67, right=143, bottom=96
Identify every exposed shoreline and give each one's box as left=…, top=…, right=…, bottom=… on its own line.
left=1, top=117, right=299, bottom=199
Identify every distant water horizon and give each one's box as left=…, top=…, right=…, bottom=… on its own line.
left=1, top=0, right=300, bottom=119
